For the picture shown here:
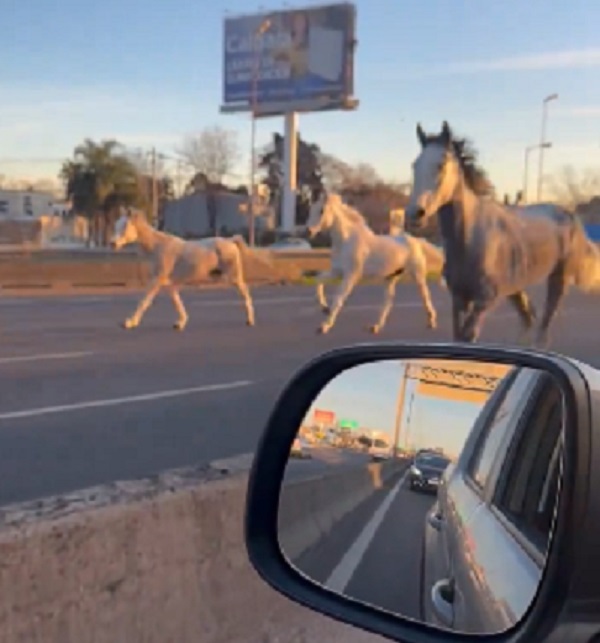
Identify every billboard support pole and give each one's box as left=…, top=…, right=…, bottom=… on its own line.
left=282, top=111, right=298, bottom=233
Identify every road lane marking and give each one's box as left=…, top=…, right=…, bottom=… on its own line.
left=324, top=469, right=409, bottom=594
left=0, top=380, right=253, bottom=421
left=0, top=351, right=94, bottom=365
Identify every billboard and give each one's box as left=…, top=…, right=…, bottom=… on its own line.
left=222, top=3, right=356, bottom=115
left=339, top=418, right=359, bottom=430
left=313, top=408, right=335, bottom=425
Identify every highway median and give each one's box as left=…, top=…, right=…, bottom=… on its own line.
left=0, top=454, right=389, bottom=643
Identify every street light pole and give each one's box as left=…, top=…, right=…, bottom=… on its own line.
left=249, top=18, right=271, bottom=248
left=537, top=93, right=558, bottom=202
left=523, top=142, right=552, bottom=205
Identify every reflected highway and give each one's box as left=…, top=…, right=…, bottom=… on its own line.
left=289, top=467, right=436, bottom=620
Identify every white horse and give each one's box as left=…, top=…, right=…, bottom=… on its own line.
left=110, top=208, right=262, bottom=330
left=306, top=191, right=445, bottom=335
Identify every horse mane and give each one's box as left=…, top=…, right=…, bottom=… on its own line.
left=423, top=128, right=494, bottom=197
left=331, top=194, right=368, bottom=226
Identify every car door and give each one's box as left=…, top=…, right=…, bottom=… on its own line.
left=421, top=367, right=523, bottom=625
left=427, top=367, right=548, bottom=632
left=449, top=370, right=563, bottom=633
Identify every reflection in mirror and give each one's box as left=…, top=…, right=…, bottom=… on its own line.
left=277, top=358, right=565, bottom=635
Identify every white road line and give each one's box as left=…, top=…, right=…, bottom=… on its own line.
left=299, top=301, right=430, bottom=315
left=324, top=469, right=409, bottom=594
left=0, top=351, right=94, bottom=365
left=0, top=380, right=253, bottom=421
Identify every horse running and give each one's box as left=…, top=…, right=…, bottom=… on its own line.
left=306, top=191, right=445, bottom=335
left=405, top=121, right=600, bottom=346
left=110, top=208, right=261, bottom=330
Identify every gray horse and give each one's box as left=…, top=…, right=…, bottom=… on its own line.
left=405, top=121, right=600, bottom=346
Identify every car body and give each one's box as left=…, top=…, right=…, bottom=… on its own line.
left=409, top=452, right=451, bottom=493
left=268, top=237, right=312, bottom=252
left=421, top=365, right=564, bottom=634
left=370, top=438, right=392, bottom=461
left=290, top=436, right=311, bottom=459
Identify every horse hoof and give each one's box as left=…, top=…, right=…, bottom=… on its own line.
left=368, top=325, right=381, bottom=335
left=317, top=325, right=329, bottom=335
left=173, top=323, right=186, bottom=332
left=121, top=320, right=136, bottom=330
left=321, top=306, right=330, bottom=315
left=246, top=320, right=255, bottom=327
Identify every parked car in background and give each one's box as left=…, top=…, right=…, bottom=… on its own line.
left=268, top=237, right=312, bottom=252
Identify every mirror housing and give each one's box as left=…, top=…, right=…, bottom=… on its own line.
left=245, top=342, right=599, bottom=643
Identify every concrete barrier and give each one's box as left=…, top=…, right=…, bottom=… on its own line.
left=278, top=459, right=407, bottom=561
left=0, top=456, right=387, bottom=643
left=0, top=247, right=332, bottom=291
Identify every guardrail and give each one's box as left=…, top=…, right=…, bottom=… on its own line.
left=0, top=247, right=333, bottom=291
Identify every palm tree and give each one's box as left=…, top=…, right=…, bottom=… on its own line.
left=60, top=139, right=145, bottom=246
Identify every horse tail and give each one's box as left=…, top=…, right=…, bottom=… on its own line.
left=230, top=235, right=274, bottom=275
left=571, top=218, right=600, bottom=293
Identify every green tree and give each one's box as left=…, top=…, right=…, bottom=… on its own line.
left=60, top=139, right=147, bottom=246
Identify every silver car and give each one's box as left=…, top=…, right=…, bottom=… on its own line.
left=421, top=366, right=562, bottom=633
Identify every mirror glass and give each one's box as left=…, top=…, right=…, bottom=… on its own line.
left=277, top=358, right=565, bottom=635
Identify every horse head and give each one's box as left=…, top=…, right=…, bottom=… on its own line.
left=406, top=121, right=462, bottom=231
left=306, top=188, right=340, bottom=237
left=110, top=207, right=145, bottom=250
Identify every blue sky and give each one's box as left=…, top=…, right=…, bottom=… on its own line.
left=306, top=361, right=484, bottom=459
left=2, top=0, right=600, bottom=196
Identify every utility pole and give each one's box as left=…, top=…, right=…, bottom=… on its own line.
left=392, top=364, right=409, bottom=457
left=248, top=18, right=272, bottom=247
left=537, top=93, right=558, bottom=202
left=150, top=147, right=158, bottom=226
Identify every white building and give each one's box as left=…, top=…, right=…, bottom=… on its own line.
left=0, top=189, right=57, bottom=219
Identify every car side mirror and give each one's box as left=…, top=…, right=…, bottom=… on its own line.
left=245, top=342, right=598, bottom=642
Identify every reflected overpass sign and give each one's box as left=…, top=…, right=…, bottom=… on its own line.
left=406, top=360, right=513, bottom=404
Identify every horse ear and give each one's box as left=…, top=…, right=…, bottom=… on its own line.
left=416, top=123, right=427, bottom=147
left=441, top=121, right=452, bottom=147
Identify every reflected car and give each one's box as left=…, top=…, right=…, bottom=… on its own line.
left=421, top=366, right=563, bottom=633
left=290, top=437, right=311, bottom=459
left=370, top=438, right=392, bottom=461
left=408, top=452, right=451, bottom=492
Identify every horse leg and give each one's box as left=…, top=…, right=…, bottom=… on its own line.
left=507, top=291, right=537, bottom=345
left=123, top=278, right=162, bottom=329
left=452, top=296, right=464, bottom=341
left=535, top=271, right=568, bottom=349
left=168, top=284, right=188, bottom=331
left=232, top=277, right=255, bottom=326
left=319, top=271, right=360, bottom=335
left=315, top=270, right=332, bottom=314
left=460, top=301, right=492, bottom=343
left=415, top=273, right=438, bottom=330
left=369, top=275, right=401, bottom=334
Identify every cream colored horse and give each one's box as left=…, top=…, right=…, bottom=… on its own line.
left=110, top=208, right=258, bottom=330
left=306, top=192, right=445, bottom=335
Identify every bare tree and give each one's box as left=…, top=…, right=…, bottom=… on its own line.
left=549, top=165, right=600, bottom=211
left=178, top=126, right=240, bottom=185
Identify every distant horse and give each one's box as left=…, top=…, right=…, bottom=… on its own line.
left=110, top=208, right=264, bottom=330
left=405, top=121, right=600, bottom=346
left=306, top=191, right=445, bottom=335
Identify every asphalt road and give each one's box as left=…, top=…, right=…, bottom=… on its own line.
left=0, top=282, right=597, bottom=505
left=291, top=467, right=435, bottom=621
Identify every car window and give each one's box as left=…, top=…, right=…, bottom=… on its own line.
left=493, top=374, right=563, bottom=555
left=418, top=454, right=449, bottom=468
left=468, top=369, right=540, bottom=491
